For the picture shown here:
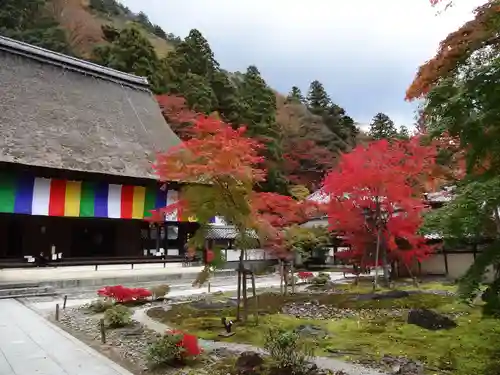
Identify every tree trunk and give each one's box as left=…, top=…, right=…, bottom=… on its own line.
left=381, top=246, right=390, bottom=288
left=291, top=259, right=296, bottom=294
left=279, top=260, right=284, bottom=295
left=283, top=262, right=288, bottom=296
left=374, top=226, right=381, bottom=291
left=236, top=248, right=244, bottom=321
left=242, top=271, right=248, bottom=322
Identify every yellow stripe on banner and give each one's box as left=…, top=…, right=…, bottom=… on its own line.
left=64, top=181, right=82, bottom=217
left=132, top=186, right=146, bottom=219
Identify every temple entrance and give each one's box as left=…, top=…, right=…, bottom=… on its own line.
left=70, top=218, right=116, bottom=257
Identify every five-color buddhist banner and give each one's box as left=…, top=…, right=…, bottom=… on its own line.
left=0, top=173, right=179, bottom=220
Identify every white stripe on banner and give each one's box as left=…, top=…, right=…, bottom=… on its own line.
left=107, top=184, right=122, bottom=218
left=213, top=216, right=227, bottom=226
left=165, top=190, right=178, bottom=221
left=32, top=177, right=51, bottom=216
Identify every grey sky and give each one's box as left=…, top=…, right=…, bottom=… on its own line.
left=121, top=0, right=482, bottom=129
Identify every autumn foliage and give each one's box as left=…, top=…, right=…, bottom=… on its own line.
left=407, top=1, right=500, bottom=100
left=97, top=285, right=152, bottom=303
left=252, top=192, right=323, bottom=259
left=156, top=95, right=199, bottom=140
left=167, top=329, right=203, bottom=358
left=323, top=137, right=438, bottom=267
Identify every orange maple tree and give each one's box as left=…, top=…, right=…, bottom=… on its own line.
left=407, top=0, right=499, bottom=100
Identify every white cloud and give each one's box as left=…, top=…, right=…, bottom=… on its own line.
left=121, top=0, right=484, bottom=125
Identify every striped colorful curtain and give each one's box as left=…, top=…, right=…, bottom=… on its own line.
left=0, top=173, right=179, bottom=220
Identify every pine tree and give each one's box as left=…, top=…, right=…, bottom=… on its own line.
left=239, top=65, right=278, bottom=138
left=397, top=125, right=410, bottom=140
left=306, top=80, right=331, bottom=114
left=239, top=66, right=288, bottom=194
left=93, top=27, right=165, bottom=93
left=286, top=86, right=304, bottom=104
left=174, top=29, right=219, bottom=77
left=369, top=113, right=398, bottom=140
left=211, top=70, right=241, bottom=125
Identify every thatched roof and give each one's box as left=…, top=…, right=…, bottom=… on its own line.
left=0, top=36, right=180, bottom=179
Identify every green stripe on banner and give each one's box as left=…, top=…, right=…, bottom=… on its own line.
left=0, top=172, right=16, bottom=213
left=80, top=181, right=95, bottom=217
left=143, top=186, right=156, bottom=218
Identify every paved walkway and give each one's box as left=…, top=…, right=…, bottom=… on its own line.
left=0, top=299, right=132, bottom=375
left=0, top=263, right=205, bottom=283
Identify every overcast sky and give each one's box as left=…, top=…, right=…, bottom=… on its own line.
left=121, top=0, right=483, bottom=129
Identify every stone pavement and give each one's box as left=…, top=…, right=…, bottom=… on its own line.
left=0, top=299, right=133, bottom=375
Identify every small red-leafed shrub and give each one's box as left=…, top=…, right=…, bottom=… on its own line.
left=147, top=329, right=202, bottom=366
left=297, top=271, right=314, bottom=282
left=97, top=285, right=152, bottom=303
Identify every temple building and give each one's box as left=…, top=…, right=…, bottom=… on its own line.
left=0, top=36, right=199, bottom=265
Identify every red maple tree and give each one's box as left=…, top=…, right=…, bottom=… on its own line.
left=282, top=138, right=337, bottom=190
left=252, top=192, right=322, bottom=259
left=156, top=95, right=198, bottom=140
left=323, top=137, right=438, bottom=285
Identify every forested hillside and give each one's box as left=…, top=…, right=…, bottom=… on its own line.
left=1, top=0, right=369, bottom=195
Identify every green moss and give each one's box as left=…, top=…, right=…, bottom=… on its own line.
left=148, top=288, right=500, bottom=374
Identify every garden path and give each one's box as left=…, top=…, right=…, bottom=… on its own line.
left=133, top=305, right=389, bottom=375
left=0, top=299, right=133, bottom=375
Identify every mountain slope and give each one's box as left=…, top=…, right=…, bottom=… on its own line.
left=1, top=0, right=361, bottom=193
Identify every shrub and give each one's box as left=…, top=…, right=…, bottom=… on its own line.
left=297, top=271, right=314, bottom=283
left=264, top=327, right=314, bottom=373
left=97, top=285, right=152, bottom=303
left=86, top=299, right=114, bottom=313
left=104, top=304, right=131, bottom=327
left=311, top=272, right=331, bottom=286
left=150, top=284, right=171, bottom=300
left=147, top=330, right=202, bottom=366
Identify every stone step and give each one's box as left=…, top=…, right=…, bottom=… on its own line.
left=0, top=292, right=56, bottom=300
left=0, top=282, right=42, bottom=290
left=0, top=285, right=55, bottom=299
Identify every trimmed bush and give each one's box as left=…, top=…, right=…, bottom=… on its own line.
left=150, top=284, right=171, bottom=300
left=87, top=299, right=114, bottom=313
left=264, top=327, right=314, bottom=372
left=311, top=272, right=331, bottom=286
left=104, top=304, right=131, bottom=327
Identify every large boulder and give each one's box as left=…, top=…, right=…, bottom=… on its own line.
left=407, top=309, right=457, bottom=331
left=235, top=351, right=265, bottom=375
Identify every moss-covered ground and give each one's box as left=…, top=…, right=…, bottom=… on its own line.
left=148, top=280, right=500, bottom=375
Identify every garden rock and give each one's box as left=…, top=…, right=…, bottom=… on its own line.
left=235, top=351, right=264, bottom=375
left=295, top=324, right=329, bottom=338
left=356, top=290, right=410, bottom=301
left=407, top=309, right=457, bottom=330
left=381, top=355, right=424, bottom=375
left=191, top=299, right=238, bottom=310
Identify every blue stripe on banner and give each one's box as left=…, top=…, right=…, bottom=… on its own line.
left=14, top=174, right=34, bottom=214
left=209, top=217, right=216, bottom=224
left=154, top=189, right=167, bottom=209
left=94, top=182, right=109, bottom=218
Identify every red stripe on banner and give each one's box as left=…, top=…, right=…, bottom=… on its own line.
left=120, top=185, right=134, bottom=219
left=48, top=179, right=67, bottom=216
